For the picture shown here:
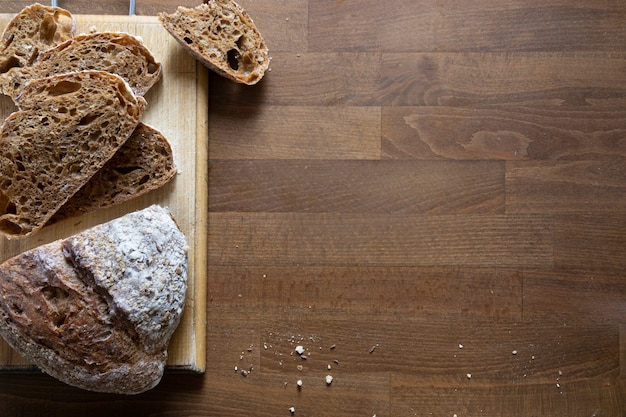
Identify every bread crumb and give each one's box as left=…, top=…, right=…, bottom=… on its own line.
left=512, top=350, right=518, bottom=355
left=289, top=406, right=296, bottom=414
left=466, top=373, right=472, bottom=379
left=325, top=375, right=333, bottom=385
left=296, top=379, right=303, bottom=388
left=295, top=345, right=305, bottom=355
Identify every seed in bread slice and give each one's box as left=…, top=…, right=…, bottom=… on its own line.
left=49, top=123, right=177, bottom=224
left=0, top=205, right=187, bottom=394
left=0, top=31, right=161, bottom=99
left=0, top=70, right=147, bottom=238
left=0, top=3, right=74, bottom=74
left=158, top=0, right=269, bottom=85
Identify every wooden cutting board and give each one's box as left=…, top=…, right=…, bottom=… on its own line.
left=0, top=15, right=208, bottom=373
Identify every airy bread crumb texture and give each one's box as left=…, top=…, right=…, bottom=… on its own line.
left=0, top=32, right=162, bottom=99
left=0, top=3, right=74, bottom=74
left=49, top=123, right=177, bottom=224
left=159, top=0, right=269, bottom=85
left=0, top=70, right=146, bottom=237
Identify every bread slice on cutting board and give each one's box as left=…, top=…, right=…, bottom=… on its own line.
left=49, top=123, right=177, bottom=225
left=0, top=3, right=74, bottom=74
left=0, top=205, right=188, bottom=394
left=0, top=70, right=146, bottom=238
left=0, top=31, right=162, bottom=99
left=158, top=0, right=269, bottom=85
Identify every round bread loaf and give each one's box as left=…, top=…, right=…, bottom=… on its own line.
left=0, top=205, right=188, bottom=394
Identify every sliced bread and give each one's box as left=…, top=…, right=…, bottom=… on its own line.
left=0, top=70, right=146, bottom=238
left=0, top=205, right=188, bottom=394
left=158, top=0, right=269, bottom=85
left=0, top=31, right=161, bottom=99
left=50, top=123, right=177, bottom=224
left=0, top=3, right=74, bottom=74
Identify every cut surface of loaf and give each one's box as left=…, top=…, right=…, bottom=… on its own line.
left=158, top=0, right=269, bottom=85
left=0, top=70, right=146, bottom=238
left=0, top=205, right=188, bottom=394
left=0, top=32, right=162, bottom=99
left=50, top=123, right=177, bottom=224
left=0, top=3, right=74, bottom=74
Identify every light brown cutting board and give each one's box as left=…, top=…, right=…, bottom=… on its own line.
left=0, top=15, right=208, bottom=373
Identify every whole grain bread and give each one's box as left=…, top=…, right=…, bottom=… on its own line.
left=0, top=70, right=146, bottom=238
left=0, top=31, right=162, bottom=99
left=50, top=123, right=177, bottom=224
left=158, top=0, right=269, bottom=85
left=0, top=205, right=188, bottom=394
left=0, top=3, right=74, bottom=74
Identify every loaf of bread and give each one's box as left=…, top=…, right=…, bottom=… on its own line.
left=0, top=205, right=188, bottom=394
left=50, top=123, right=177, bottom=224
left=0, top=3, right=74, bottom=75
left=158, top=0, right=269, bottom=85
left=0, top=32, right=162, bottom=99
left=0, top=70, right=146, bottom=238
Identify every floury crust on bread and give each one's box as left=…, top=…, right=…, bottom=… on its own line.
left=0, top=31, right=162, bottom=99
left=0, top=205, right=188, bottom=394
left=158, top=0, right=269, bottom=85
left=0, top=3, right=74, bottom=74
left=0, top=70, right=146, bottom=238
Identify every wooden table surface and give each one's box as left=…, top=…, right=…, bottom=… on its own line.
left=1, top=1, right=626, bottom=416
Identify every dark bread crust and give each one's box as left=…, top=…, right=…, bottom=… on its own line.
left=0, top=205, right=187, bottom=394
left=49, top=123, right=177, bottom=224
left=158, top=0, right=269, bottom=85
left=0, top=3, right=74, bottom=74
left=0, top=32, right=162, bottom=99
left=0, top=70, right=146, bottom=237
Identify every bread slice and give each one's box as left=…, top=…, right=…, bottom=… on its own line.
left=0, top=3, right=74, bottom=74
left=158, top=0, right=269, bottom=85
left=0, top=70, right=147, bottom=238
left=49, top=123, right=177, bottom=224
left=0, top=31, right=161, bottom=99
left=0, top=205, right=187, bottom=394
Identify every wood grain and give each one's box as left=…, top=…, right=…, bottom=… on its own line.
left=208, top=160, right=504, bottom=213
left=208, top=213, right=553, bottom=267
left=383, top=106, right=626, bottom=160
left=0, top=0, right=625, bottom=416
left=308, top=0, right=626, bottom=52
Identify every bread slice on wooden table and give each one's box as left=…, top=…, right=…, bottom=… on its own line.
left=0, top=3, right=74, bottom=74
left=0, top=205, right=188, bottom=394
left=0, top=70, right=147, bottom=238
left=158, top=0, right=269, bottom=85
left=49, top=123, right=177, bottom=224
left=0, top=32, right=162, bottom=99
